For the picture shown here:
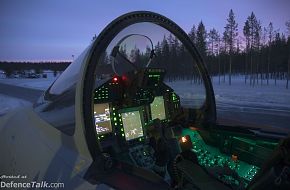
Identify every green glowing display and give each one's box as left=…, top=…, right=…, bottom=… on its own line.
left=150, top=96, right=166, bottom=120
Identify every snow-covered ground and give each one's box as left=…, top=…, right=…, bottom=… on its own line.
left=0, top=94, right=31, bottom=116
left=0, top=74, right=289, bottom=131
left=167, top=76, right=290, bottom=132
left=212, top=76, right=290, bottom=110
left=0, top=72, right=56, bottom=116
left=1, top=75, right=289, bottom=110
left=0, top=77, right=56, bottom=90
left=167, top=76, right=290, bottom=111
left=0, top=70, right=58, bottom=90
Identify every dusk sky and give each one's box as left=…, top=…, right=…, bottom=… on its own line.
left=0, top=0, right=289, bottom=61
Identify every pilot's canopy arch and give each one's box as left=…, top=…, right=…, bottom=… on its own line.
left=35, top=11, right=216, bottom=159
left=97, top=22, right=209, bottom=108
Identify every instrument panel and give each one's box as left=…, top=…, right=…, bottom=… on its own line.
left=91, top=68, right=265, bottom=189
left=93, top=68, right=181, bottom=146
left=181, top=129, right=260, bottom=186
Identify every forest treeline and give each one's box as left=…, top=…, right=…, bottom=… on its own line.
left=0, top=61, right=70, bottom=76
left=100, top=10, right=290, bottom=88
left=190, top=10, right=290, bottom=88
left=154, top=10, right=290, bottom=88
left=1, top=10, right=289, bottom=88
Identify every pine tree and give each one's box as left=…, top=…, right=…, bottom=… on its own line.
left=266, top=22, right=274, bottom=85
left=207, top=28, right=219, bottom=80
left=161, top=36, right=171, bottom=78
left=196, top=21, right=207, bottom=58
left=208, top=28, right=219, bottom=55
left=217, top=33, right=221, bottom=84
left=243, top=20, right=250, bottom=84
left=274, top=30, right=281, bottom=85
left=286, top=21, right=290, bottom=36
left=224, top=9, right=238, bottom=85
left=188, top=25, right=197, bottom=44
left=154, top=42, right=163, bottom=68
left=168, top=34, right=179, bottom=76
left=244, top=12, right=259, bottom=86
left=285, top=21, right=290, bottom=89
left=256, top=20, right=262, bottom=86
left=222, top=32, right=228, bottom=83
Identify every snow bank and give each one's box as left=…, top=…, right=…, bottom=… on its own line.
left=0, top=94, right=31, bottom=116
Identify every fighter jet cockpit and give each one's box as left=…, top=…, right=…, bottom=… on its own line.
left=84, top=14, right=289, bottom=190
left=84, top=18, right=220, bottom=188
left=31, top=12, right=289, bottom=190
left=91, top=26, right=208, bottom=171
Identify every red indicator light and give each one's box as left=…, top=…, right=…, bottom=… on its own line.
left=113, top=77, right=118, bottom=82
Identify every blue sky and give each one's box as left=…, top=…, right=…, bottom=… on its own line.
left=0, top=0, right=289, bottom=61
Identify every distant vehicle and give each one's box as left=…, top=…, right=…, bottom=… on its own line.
left=27, top=73, right=41, bottom=78
left=9, top=73, right=20, bottom=78
left=0, top=71, right=5, bottom=78
left=0, top=11, right=289, bottom=190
